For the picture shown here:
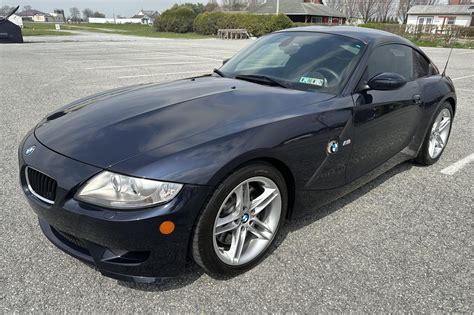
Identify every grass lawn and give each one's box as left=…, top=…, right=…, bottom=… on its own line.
left=23, top=22, right=211, bottom=39
left=22, top=23, right=75, bottom=36
left=23, top=22, right=470, bottom=47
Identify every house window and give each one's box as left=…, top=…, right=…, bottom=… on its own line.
left=447, top=17, right=456, bottom=25
left=311, top=16, right=322, bottom=24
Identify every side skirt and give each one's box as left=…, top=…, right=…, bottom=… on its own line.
left=291, top=150, right=414, bottom=219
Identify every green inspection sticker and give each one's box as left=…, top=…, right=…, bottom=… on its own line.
left=300, top=76, right=325, bottom=86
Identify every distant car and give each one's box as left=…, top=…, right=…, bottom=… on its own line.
left=19, top=27, right=456, bottom=283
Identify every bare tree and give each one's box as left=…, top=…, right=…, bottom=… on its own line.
left=0, top=5, right=13, bottom=16
left=327, top=0, right=441, bottom=24
left=23, top=5, right=32, bottom=11
left=82, top=8, right=93, bottom=19
left=222, top=0, right=247, bottom=11
left=70, top=7, right=81, bottom=22
left=91, top=11, right=106, bottom=18
left=377, top=0, right=395, bottom=22
left=325, top=0, right=358, bottom=20
left=205, top=1, right=220, bottom=12
left=356, top=0, right=378, bottom=23
left=247, top=0, right=260, bottom=11
left=398, top=0, right=411, bottom=23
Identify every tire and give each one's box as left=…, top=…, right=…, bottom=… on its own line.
left=415, top=102, right=453, bottom=166
left=191, top=162, right=288, bottom=276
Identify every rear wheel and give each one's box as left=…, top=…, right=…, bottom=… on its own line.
left=191, top=163, right=287, bottom=276
left=416, top=102, right=453, bottom=165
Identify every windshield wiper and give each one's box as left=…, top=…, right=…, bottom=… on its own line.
left=235, top=74, right=289, bottom=89
left=213, top=69, right=225, bottom=77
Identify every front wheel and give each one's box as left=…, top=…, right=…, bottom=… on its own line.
left=416, top=102, right=453, bottom=165
left=191, top=163, right=287, bottom=276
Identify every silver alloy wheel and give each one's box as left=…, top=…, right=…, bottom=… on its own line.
left=212, top=176, right=282, bottom=266
left=428, top=108, right=452, bottom=159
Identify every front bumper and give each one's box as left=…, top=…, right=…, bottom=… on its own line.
left=19, top=131, right=211, bottom=282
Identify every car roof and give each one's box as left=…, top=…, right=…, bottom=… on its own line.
left=280, top=26, right=414, bottom=47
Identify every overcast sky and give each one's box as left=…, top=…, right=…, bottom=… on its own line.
left=1, top=0, right=204, bottom=17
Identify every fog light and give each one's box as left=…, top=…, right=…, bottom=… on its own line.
left=159, top=221, right=175, bottom=235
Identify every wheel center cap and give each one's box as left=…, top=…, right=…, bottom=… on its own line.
left=241, top=213, right=250, bottom=224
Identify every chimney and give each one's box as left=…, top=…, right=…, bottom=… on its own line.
left=449, top=0, right=461, bottom=4
left=304, top=0, right=323, bottom=4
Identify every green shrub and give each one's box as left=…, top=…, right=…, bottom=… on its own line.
left=155, top=6, right=196, bottom=33
left=193, top=12, right=226, bottom=35
left=359, top=23, right=387, bottom=30
left=193, top=12, right=293, bottom=37
left=359, top=23, right=406, bottom=36
left=271, top=14, right=296, bottom=30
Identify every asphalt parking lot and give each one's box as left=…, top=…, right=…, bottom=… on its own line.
left=1, top=32, right=473, bottom=312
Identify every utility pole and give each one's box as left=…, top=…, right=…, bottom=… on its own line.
left=276, top=0, right=280, bottom=14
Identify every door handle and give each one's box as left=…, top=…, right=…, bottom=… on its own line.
left=412, top=94, right=422, bottom=105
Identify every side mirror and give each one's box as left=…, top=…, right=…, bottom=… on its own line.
left=223, top=58, right=230, bottom=65
left=367, top=72, right=407, bottom=91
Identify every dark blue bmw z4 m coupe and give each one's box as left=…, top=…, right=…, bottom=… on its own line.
left=19, top=27, right=456, bottom=283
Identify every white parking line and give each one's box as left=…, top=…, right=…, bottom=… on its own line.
left=440, top=153, right=474, bottom=175
left=455, top=51, right=474, bottom=55
left=118, top=70, right=208, bottom=79
left=86, top=62, right=201, bottom=70
left=64, top=60, right=113, bottom=64
left=150, top=52, right=223, bottom=61
left=65, top=58, right=206, bottom=64
left=452, top=74, right=474, bottom=81
left=456, top=88, right=474, bottom=93
left=132, top=55, right=223, bottom=61
left=64, top=55, right=222, bottom=64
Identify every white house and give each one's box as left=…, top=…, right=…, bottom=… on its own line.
left=131, top=10, right=160, bottom=25
left=88, top=10, right=159, bottom=25
left=407, top=5, right=474, bottom=32
left=17, top=9, right=53, bottom=22
left=50, top=11, right=65, bottom=23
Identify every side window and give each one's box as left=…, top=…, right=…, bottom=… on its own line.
left=413, top=50, right=430, bottom=79
left=368, top=44, right=414, bottom=81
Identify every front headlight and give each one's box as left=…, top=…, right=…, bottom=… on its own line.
left=75, top=171, right=183, bottom=209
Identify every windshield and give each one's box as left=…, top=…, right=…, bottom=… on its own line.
left=220, top=31, right=366, bottom=94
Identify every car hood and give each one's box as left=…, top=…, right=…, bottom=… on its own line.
left=35, top=76, right=333, bottom=168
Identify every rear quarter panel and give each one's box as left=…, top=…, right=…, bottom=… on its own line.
left=413, top=75, right=456, bottom=152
